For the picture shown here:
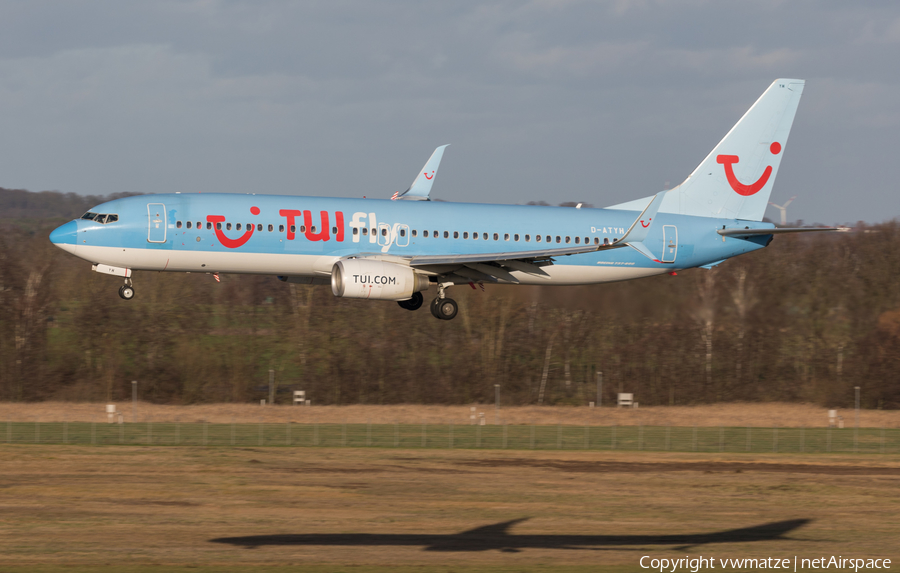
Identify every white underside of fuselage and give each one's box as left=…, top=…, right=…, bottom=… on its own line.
left=57, top=244, right=668, bottom=286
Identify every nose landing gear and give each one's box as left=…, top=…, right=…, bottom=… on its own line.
left=118, top=278, right=135, bottom=300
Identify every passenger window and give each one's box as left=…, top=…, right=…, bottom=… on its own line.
left=352, top=228, right=358, bottom=235
left=444, top=231, right=449, bottom=238
left=216, top=222, right=222, bottom=230
left=177, top=221, right=183, bottom=229
left=411, top=230, right=416, bottom=237
left=279, top=224, right=284, bottom=233
left=453, top=231, right=459, bottom=239
left=556, top=236, right=561, bottom=243
left=311, top=226, right=317, bottom=233
left=381, top=228, right=387, bottom=236
left=504, top=233, right=509, bottom=241
left=290, top=225, right=296, bottom=233
left=565, top=236, right=570, bottom=244
left=594, top=237, right=600, bottom=245
left=196, top=222, right=201, bottom=229
left=575, top=236, right=580, bottom=244
left=423, top=230, right=429, bottom=238
left=536, top=235, right=542, bottom=242
left=301, top=226, right=307, bottom=232
left=434, top=230, right=438, bottom=237
left=186, top=221, right=192, bottom=229
left=363, top=228, right=368, bottom=235
left=332, top=226, right=337, bottom=234
left=226, top=223, right=232, bottom=230
left=463, top=232, right=469, bottom=239
left=268, top=224, right=273, bottom=232
left=400, top=229, right=406, bottom=237
left=483, top=233, right=488, bottom=240
left=207, top=222, right=212, bottom=230
left=524, top=234, right=529, bottom=242
left=584, top=237, right=589, bottom=244
left=546, top=235, right=551, bottom=243
left=236, top=223, right=242, bottom=231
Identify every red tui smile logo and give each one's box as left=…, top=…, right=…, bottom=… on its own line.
left=717, top=142, right=781, bottom=197
left=207, top=206, right=259, bottom=249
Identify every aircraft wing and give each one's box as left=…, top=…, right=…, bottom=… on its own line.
left=408, top=244, right=608, bottom=282
left=404, top=193, right=667, bottom=282
left=408, top=244, right=604, bottom=266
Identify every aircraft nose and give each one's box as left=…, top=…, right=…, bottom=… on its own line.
left=49, top=220, right=78, bottom=245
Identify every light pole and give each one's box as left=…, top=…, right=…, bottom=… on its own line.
left=131, top=381, right=137, bottom=423
left=597, top=372, right=603, bottom=407
left=494, top=384, right=500, bottom=424
left=854, top=386, right=861, bottom=452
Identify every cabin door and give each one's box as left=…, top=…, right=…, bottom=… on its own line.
left=147, top=203, right=167, bottom=243
left=662, top=225, right=677, bottom=263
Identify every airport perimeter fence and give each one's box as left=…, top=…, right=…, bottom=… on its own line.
left=2, top=420, right=899, bottom=454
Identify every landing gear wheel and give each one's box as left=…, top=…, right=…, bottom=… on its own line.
left=430, top=297, right=442, bottom=319
left=397, top=291, right=424, bottom=311
left=433, top=297, right=458, bottom=320
left=118, top=285, right=135, bottom=300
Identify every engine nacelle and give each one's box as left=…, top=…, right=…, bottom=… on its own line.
left=331, top=259, right=430, bottom=301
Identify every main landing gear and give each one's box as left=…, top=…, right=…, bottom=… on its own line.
left=118, top=278, right=135, bottom=300
left=398, top=282, right=458, bottom=320
left=430, top=297, right=458, bottom=320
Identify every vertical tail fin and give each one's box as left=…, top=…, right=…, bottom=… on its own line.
left=672, top=79, right=804, bottom=221
left=607, top=79, right=804, bottom=222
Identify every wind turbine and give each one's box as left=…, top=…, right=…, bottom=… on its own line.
left=768, top=196, right=796, bottom=226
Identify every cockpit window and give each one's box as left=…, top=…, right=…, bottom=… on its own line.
left=81, top=212, right=118, bottom=224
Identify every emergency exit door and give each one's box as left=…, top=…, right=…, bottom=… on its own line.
left=147, top=203, right=167, bottom=243
left=662, top=225, right=677, bottom=263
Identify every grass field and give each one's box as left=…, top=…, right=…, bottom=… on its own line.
left=0, top=444, right=897, bottom=573
left=2, top=420, right=899, bottom=454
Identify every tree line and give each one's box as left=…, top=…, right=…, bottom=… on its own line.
left=1, top=188, right=898, bottom=408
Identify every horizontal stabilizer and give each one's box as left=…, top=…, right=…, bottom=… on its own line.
left=717, top=226, right=838, bottom=238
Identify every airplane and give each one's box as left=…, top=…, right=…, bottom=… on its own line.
left=209, top=517, right=811, bottom=552
left=49, top=78, right=832, bottom=320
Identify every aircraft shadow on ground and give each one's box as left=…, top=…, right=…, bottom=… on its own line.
left=209, top=518, right=811, bottom=552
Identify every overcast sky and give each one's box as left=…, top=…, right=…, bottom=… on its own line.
left=0, top=1, right=898, bottom=225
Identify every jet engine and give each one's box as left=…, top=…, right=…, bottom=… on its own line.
left=331, top=259, right=430, bottom=301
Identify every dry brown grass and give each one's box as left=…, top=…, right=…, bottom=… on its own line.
left=0, top=445, right=897, bottom=571
left=1, top=401, right=898, bottom=427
